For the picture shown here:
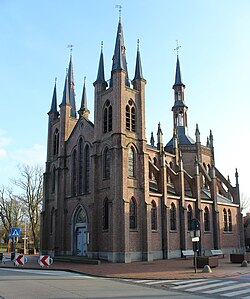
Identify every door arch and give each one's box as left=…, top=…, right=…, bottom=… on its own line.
left=73, top=206, right=88, bottom=256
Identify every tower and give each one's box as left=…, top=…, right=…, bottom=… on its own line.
left=91, top=15, right=150, bottom=262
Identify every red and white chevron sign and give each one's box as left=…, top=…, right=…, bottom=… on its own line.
left=39, top=255, right=53, bottom=267
left=14, top=254, right=27, bottom=266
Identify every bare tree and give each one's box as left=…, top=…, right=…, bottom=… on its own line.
left=0, top=186, right=24, bottom=242
left=12, top=164, right=43, bottom=251
left=240, top=192, right=250, bottom=214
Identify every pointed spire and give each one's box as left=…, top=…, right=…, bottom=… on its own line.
left=235, top=168, right=239, bottom=184
left=79, top=77, right=90, bottom=119
left=150, top=132, right=155, bottom=147
left=157, top=122, right=163, bottom=150
left=67, top=54, right=77, bottom=118
left=61, top=70, right=70, bottom=105
left=206, top=137, right=210, bottom=147
left=174, top=55, right=183, bottom=85
left=110, top=16, right=130, bottom=87
left=95, top=41, right=107, bottom=86
left=195, top=123, right=200, bottom=143
left=133, top=39, right=144, bottom=80
left=48, top=78, right=59, bottom=116
left=209, top=130, right=214, bottom=147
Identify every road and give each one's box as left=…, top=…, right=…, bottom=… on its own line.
left=0, top=268, right=205, bottom=299
left=125, top=275, right=250, bottom=298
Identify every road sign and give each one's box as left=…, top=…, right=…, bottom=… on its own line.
left=38, top=255, right=53, bottom=267
left=11, top=227, right=21, bottom=238
left=14, top=254, right=27, bottom=266
left=192, top=237, right=200, bottom=242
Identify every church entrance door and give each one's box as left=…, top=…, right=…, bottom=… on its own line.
left=74, top=206, right=88, bottom=257
left=76, top=226, right=87, bottom=256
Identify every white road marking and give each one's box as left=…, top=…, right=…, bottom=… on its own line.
left=203, top=282, right=250, bottom=294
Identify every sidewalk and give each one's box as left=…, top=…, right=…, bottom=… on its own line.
left=1, top=254, right=249, bottom=280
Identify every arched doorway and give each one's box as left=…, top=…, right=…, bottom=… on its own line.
left=73, top=206, right=88, bottom=256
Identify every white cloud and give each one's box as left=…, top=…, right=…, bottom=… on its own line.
left=0, top=148, right=7, bottom=159
left=0, top=130, right=11, bottom=160
left=12, top=143, right=46, bottom=166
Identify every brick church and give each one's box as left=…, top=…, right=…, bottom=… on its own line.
left=41, top=16, right=244, bottom=262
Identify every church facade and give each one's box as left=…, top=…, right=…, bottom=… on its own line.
left=41, top=17, right=244, bottom=262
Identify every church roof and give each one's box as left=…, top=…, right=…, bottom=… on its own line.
left=133, top=40, right=144, bottom=80
left=110, top=17, right=130, bottom=87
left=48, top=80, right=58, bottom=115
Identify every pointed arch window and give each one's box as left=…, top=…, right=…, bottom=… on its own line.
left=50, top=208, right=54, bottom=234
left=84, top=144, right=90, bottom=193
left=223, top=208, right=228, bottom=232
left=128, top=147, right=135, bottom=177
left=187, top=205, right=193, bottom=231
left=228, top=209, right=232, bottom=231
left=151, top=200, right=157, bottom=230
left=103, top=148, right=111, bottom=179
left=75, top=207, right=87, bottom=224
left=79, top=138, right=84, bottom=194
left=103, top=198, right=109, bottom=230
left=170, top=202, right=177, bottom=230
left=103, top=100, right=112, bottom=133
left=129, top=197, right=137, bottom=229
left=125, top=99, right=136, bottom=132
left=204, top=207, right=210, bottom=231
left=53, top=129, right=59, bottom=156
left=72, top=149, right=77, bottom=196
left=51, top=167, right=56, bottom=194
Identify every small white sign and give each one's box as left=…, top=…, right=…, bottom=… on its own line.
left=192, top=237, right=199, bottom=242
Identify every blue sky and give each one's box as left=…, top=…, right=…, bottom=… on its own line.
left=0, top=0, right=249, bottom=199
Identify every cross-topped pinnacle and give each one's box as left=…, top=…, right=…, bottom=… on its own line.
left=174, top=40, right=181, bottom=56
left=137, top=39, right=140, bottom=51
left=115, top=4, right=122, bottom=20
left=67, top=44, right=74, bottom=56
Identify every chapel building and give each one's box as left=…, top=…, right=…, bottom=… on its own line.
left=41, top=17, right=244, bottom=262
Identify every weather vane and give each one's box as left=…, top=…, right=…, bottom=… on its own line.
left=174, top=40, right=181, bottom=55
left=115, top=4, right=122, bottom=19
left=67, top=44, right=74, bottom=55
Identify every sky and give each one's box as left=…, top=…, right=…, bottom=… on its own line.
left=0, top=0, right=249, bottom=200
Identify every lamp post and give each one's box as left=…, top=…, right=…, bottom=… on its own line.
left=191, top=218, right=200, bottom=273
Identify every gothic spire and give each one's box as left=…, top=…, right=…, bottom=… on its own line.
left=67, top=54, right=77, bottom=118
left=174, top=55, right=184, bottom=86
left=48, top=79, right=59, bottom=116
left=61, top=71, right=70, bottom=105
left=95, top=42, right=107, bottom=85
left=150, top=132, right=155, bottom=147
left=133, top=39, right=144, bottom=80
left=110, top=16, right=130, bottom=87
left=79, top=77, right=90, bottom=119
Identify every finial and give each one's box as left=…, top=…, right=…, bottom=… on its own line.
left=115, top=4, right=122, bottom=21
left=101, top=41, right=104, bottom=51
left=67, top=44, right=74, bottom=56
left=84, top=76, right=86, bottom=85
left=137, top=39, right=140, bottom=51
left=174, top=39, right=181, bottom=56
left=55, top=77, right=57, bottom=84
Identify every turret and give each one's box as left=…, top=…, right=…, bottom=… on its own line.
left=67, top=55, right=77, bottom=118
left=48, top=79, right=59, bottom=121
left=132, top=39, right=145, bottom=91
left=157, top=122, right=163, bottom=150
left=165, top=54, right=194, bottom=149
left=110, top=15, right=130, bottom=87
left=150, top=132, right=155, bottom=147
left=93, top=42, right=107, bottom=90
left=78, top=77, right=90, bottom=119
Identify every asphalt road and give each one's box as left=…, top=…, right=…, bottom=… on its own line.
left=0, top=268, right=205, bottom=299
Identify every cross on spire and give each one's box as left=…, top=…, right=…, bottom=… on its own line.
left=115, top=4, right=122, bottom=20
left=174, top=40, right=181, bottom=56
left=67, top=44, right=74, bottom=56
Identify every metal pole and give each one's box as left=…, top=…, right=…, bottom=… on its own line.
left=194, top=251, right=197, bottom=273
